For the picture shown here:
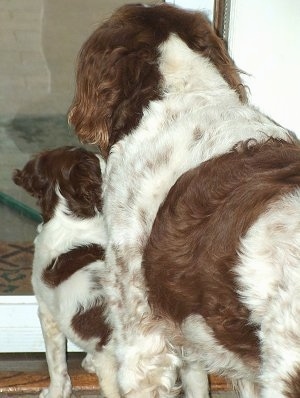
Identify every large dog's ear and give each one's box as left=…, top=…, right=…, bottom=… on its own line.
left=68, top=23, right=162, bottom=157
left=191, top=22, right=248, bottom=103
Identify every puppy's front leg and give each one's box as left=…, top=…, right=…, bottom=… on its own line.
left=81, top=353, right=96, bottom=374
left=38, top=301, right=72, bottom=398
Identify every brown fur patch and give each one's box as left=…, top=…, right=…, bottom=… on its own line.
left=193, top=127, right=203, bottom=142
left=13, top=146, right=102, bottom=222
left=284, top=367, right=300, bottom=397
left=144, top=138, right=300, bottom=365
left=145, top=147, right=172, bottom=173
left=43, top=244, right=105, bottom=287
left=71, top=304, right=111, bottom=348
left=69, top=3, right=246, bottom=155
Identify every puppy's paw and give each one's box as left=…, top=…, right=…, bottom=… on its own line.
left=39, top=378, right=72, bottom=398
left=39, top=388, right=50, bottom=398
left=81, top=353, right=96, bottom=373
left=39, top=388, right=71, bottom=398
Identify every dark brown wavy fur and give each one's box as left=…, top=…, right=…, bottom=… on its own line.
left=13, top=146, right=102, bottom=222
left=68, top=3, right=246, bottom=157
left=42, top=244, right=105, bottom=287
left=284, top=367, right=300, bottom=398
left=144, top=138, right=300, bottom=365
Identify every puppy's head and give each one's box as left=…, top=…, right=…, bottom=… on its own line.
left=13, top=146, right=103, bottom=222
left=68, top=3, right=246, bottom=156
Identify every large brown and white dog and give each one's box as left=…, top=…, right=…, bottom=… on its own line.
left=13, top=147, right=119, bottom=398
left=69, top=3, right=297, bottom=397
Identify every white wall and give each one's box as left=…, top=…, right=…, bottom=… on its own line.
left=170, top=0, right=214, bottom=20
left=228, top=0, right=300, bottom=136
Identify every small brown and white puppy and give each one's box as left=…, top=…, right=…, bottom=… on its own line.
left=13, top=147, right=119, bottom=398
left=69, top=3, right=295, bottom=397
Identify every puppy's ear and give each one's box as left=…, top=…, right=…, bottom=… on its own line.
left=62, top=151, right=103, bottom=218
left=13, top=168, right=28, bottom=189
left=12, top=160, right=47, bottom=199
left=12, top=156, right=58, bottom=222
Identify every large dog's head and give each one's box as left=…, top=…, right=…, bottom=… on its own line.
left=68, top=3, right=246, bottom=157
left=13, top=146, right=102, bottom=222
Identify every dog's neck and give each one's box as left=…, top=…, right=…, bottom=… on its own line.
left=158, top=34, right=238, bottom=103
left=35, top=196, right=106, bottom=257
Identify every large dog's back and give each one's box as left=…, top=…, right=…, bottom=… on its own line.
left=144, top=138, right=300, bottom=392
